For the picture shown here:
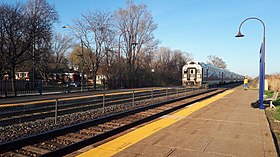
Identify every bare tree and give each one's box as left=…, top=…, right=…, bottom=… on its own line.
left=114, top=0, right=159, bottom=87
left=50, top=33, right=73, bottom=72
left=0, top=5, right=7, bottom=79
left=0, top=0, right=58, bottom=95
left=154, top=47, right=172, bottom=80
left=0, top=3, right=32, bottom=95
left=74, top=10, right=115, bottom=89
left=154, top=47, right=193, bottom=86
left=102, top=33, right=117, bottom=89
left=207, top=55, right=227, bottom=69
left=25, top=0, right=59, bottom=81
left=38, top=33, right=72, bottom=81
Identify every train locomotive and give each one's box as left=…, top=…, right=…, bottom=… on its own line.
left=182, top=61, right=243, bottom=87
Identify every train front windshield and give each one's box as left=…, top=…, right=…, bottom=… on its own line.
left=188, top=68, right=196, bottom=80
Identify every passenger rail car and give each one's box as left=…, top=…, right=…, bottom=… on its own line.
left=182, top=61, right=243, bottom=86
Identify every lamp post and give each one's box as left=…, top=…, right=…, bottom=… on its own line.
left=67, top=68, right=70, bottom=93
left=118, top=32, right=126, bottom=89
left=32, top=30, right=36, bottom=90
left=63, top=25, right=84, bottom=92
left=131, top=38, right=138, bottom=88
left=151, top=68, right=155, bottom=87
left=78, top=39, right=85, bottom=91
left=118, top=31, right=138, bottom=88
left=235, top=17, right=266, bottom=109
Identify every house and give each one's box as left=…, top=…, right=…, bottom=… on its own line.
left=15, top=72, right=29, bottom=80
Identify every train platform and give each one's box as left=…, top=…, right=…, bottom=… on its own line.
left=76, top=86, right=278, bottom=157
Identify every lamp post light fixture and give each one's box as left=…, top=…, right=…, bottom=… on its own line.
left=131, top=40, right=138, bottom=47
left=235, top=17, right=266, bottom=109
left=63, top=25, right=84, bottom=92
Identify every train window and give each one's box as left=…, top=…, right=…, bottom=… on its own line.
left=184, top=70, right=187, bottom=73
left=191, top=69, right=194, bottom=74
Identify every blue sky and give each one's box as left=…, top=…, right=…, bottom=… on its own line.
left=2, top=0, right=280, bottom=76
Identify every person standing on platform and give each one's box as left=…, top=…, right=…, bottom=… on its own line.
left=244, top=76, right=248, bottom=90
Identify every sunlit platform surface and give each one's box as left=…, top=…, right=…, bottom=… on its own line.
left=76, top=86, right=277, bottom=157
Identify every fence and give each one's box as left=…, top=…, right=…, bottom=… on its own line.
left=0, top=87, right=206, bottom=127
left=0, top=80, right=42, bottom=97
left=0, top=80, right=100, bottom=98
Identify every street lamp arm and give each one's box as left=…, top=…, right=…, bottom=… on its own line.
left=235, top=17, right=266, bottom=110
left=117, top=30, right=129, bottom=89
left=119, top=31, right=128, bottom=42
left=237, top=17, right=265, bottom=38
left=118, top=30, right=130, bottom=63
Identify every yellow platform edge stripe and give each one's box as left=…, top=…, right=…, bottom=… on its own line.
left=77, top=89, right=234, bottom=157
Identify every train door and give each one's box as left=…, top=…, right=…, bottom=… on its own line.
left=205, top=69, right=209, bottom=81
left=221, top=72, right=224, bottom=83
left=218, top=72, right=221, bottom=83
left=187, top=68, right=197, bottom=83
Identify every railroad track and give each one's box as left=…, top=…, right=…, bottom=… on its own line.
left=0, top=88, right=226, bottom=157
left=0, top=88, right=193, bottom=126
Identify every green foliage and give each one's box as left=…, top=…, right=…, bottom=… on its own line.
left=266, top=90, right=280, bottom=106
left=271, top=93, right=280, bottom=121
left=274, top=106, right=280, bottom=120
left=265, top=90, right=274, bottom=98
left=273, top=95, right=280, bottom=106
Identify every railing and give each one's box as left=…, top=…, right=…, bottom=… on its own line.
left=0, top=87, right=203, bottom=127
left=0, top=80, right=42, bottom=97
left=0, top=80, right=96, bottom=98
left=0, top=79, right=212, bottom=98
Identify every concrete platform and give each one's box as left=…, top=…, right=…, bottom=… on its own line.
left=78, top=86, right=278, bottom=157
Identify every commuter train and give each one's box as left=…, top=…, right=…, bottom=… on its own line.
left=182, top=61, right=243, bottom=87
